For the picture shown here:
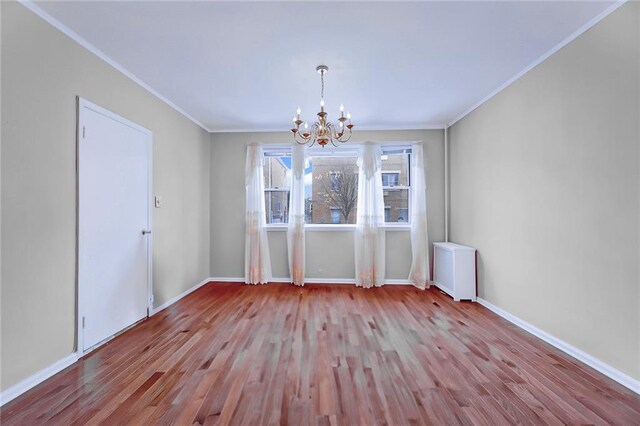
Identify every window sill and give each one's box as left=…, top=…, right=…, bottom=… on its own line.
left=383, top=225, right=412, bottom=231
left=266, top=224, right=411, bottom=232
left=307, top=224, right=356, bottom=232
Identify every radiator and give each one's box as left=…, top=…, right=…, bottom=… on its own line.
left=433, top=242, right=476, bottom=302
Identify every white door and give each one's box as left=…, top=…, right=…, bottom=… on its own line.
left=78, top=98, right=151, bottom=353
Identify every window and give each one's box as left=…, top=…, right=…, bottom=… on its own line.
left=264, top=145, right=412, bottom=227
left=330, top=209, right=341, bottom=224
left=382, top=172, right=399, bottom=187
left=309, top=156, right=359, bottom=224
left=398, top=208, right=409, bottom=223
left=264, top=153, right=291, bottom=224
left=330, top=172, right=340, bottom=191
left=381, top=149, right=411, bottom=223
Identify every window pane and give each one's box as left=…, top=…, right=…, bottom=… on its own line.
left=307, top=156, right=358, bottom=224
left=265, top=190, right=289, bottom=224
left=383, top=188, right=409, bottom=223
left=381, top=153, right=409, bottom=187
left=382, top=172, right=399, bottom=187
left=330, top=172, right=340, bottom=191
left=330, top=209, right=341, bottom=224
left=263, top=156, right=290, bottom=190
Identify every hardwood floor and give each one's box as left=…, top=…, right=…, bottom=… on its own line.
left=2, top=283, right=639, bottom=425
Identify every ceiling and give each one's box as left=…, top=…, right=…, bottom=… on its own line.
left=33, top=1, right=616, bottom=132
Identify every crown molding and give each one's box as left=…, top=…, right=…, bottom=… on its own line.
left=18, top=0, right=212, bottom=132
left=209, top=124, right=446, bottom=134
left=18, top=0, right=626, bottom=135
left=446, top=0, right=628, bottom=128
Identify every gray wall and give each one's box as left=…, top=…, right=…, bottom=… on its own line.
left=210, top=130, right=444, bottom=280
left=449, top=2, right=639, bottom=380
left=1, top=2, right=210, bottom=391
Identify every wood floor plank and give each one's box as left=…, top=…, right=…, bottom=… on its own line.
left=1, top=283, right=639, bottom=425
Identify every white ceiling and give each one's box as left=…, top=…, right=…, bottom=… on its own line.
left=33, top=1, right=616, bottom=132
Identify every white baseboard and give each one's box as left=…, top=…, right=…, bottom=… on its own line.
left=303, top=278, right=357, bottom=284
left=1, top=277, right=213, bottom=406
left=477, top=297, right=640, bottom=395
left=0, top=352, right=79, bottom=406
left=433, top=281, right=453, bottom=297
left=382, top=279, right=413, bottom=285
left=150, top=277, right=212, bottom=315
left=208, top=277, right=246, bottom=283
left=210, top=277, right=414, bottom=285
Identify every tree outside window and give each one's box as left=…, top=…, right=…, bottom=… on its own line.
left=312, top=157, right=358, bottom=224
left=263, top=147, right=412, bottom=226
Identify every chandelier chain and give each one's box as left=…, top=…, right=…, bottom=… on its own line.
left=320, top=71, right=325, bottom=100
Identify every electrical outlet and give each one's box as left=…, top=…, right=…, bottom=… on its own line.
left=154, top=196, right=162, bottom=208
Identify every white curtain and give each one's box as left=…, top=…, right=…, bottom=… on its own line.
left=245, top=144, right=272, bottom=285
left=287, top=144, right=306, bottom=286
left=408, top=143, right=430, bottom=289
left=355, top=144, right=386, bottom=288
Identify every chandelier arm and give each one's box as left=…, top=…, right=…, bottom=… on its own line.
left=339, top=129, right=352, bottom=143
left=294, top=122, right=324, bottom=146
left=293, top=129, right=312, bottom=145
left=335, top=127, right=351, bottom=143
left=335, top=126, right=347, bottom=143
left=324, top=122, right=335, bottom=146
left=312, top=122, right=321, bottom=141
left=308, top=127, right=317, bottom=147
left=327, top=122, right=345, bottom=145
left=327, top=122, right=337, bottom=140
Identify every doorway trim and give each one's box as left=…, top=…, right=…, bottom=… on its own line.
left=76, top=97, right=154, bottom=355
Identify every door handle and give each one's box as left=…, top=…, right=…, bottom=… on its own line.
left=142, top=229, right=152, bottom=235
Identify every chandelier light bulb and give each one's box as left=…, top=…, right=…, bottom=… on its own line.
left=346, top=112, right=351, bottom=119
left=339, top=103, right=344, bottom=112
left=304, top=122, right=308, bottom=129
left=320, top=98, right=325, bottom=107
left=292, top=115, right=297, bottom=123
left=296, top=107, right=301, bottom=116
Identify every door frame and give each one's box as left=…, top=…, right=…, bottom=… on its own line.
left=76, top=97, right=154, bottom=355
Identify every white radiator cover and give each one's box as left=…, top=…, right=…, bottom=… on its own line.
left=433, top=242, right=476, bottom=301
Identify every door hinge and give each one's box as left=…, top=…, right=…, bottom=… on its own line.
left=82, top=316, right=86, bottom=328
left=82, top=126, right=86, bottom=139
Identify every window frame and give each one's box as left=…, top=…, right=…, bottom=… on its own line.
left=264, top=188, right=290, bottom=224
left=263, top=143, right=415, bottom=231
left=380, top=147, right=412, bottom=229
left=263, top=150, right=292, bottom=225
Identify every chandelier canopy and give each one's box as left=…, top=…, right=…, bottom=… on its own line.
left=291, top=65, right=354, bottom=148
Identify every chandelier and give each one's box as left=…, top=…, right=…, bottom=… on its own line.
left=291, top=65, right=354, bottom=148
